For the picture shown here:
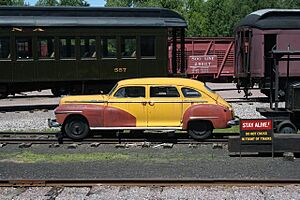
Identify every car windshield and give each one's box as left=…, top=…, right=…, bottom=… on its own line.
left=108, top=83, right=118, bottom=96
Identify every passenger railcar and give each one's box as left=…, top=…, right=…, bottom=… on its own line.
left=0, top=6, right=186, bottom=98
left=235, top=9, right=300, bottom=97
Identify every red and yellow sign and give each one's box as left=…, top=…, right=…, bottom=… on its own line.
left=240, top=119, right=273, bottom=144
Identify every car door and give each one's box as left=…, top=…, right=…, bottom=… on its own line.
left=147, top=85, right=182, bottom=127
left=107, top=85, right=147, bottom=127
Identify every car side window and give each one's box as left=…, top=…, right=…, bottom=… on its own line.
left=150, top=86, right=180, bottom=97
left=114, top=86, right=145, bottom=98
left=181, top=87, right=201, bottom=98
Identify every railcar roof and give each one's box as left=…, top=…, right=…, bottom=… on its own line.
left=118, top=78, right=205, bottom=87
left=237, top=9, right=300, bottom=30
left=0, top=6, right=186, bottom=28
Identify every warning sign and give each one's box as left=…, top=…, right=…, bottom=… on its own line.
left=240, top=119, right=273, bottom=144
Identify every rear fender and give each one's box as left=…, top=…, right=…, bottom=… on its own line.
left=182, top=104, right=232, bottom=129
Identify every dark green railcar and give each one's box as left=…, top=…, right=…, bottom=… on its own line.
left=0, top=6, right=187, bottom=98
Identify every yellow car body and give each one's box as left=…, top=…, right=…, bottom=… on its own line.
left=50, top=78, right=235, bottom=140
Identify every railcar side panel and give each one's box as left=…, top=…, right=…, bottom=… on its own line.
left=250, top=29, right=264, bottom=77
left=277, top=30, right=300, bottom=77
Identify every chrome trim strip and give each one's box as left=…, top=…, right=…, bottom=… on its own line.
left=64, top=100, right=208, bottom=104
left=90, top=127, right=182, bottom=130
left=55, top=111, right=83, bottom=114
left=189, top=116, right=219, bottom=120
left=183, top=100, right=208, bottom=103
left=65, top=100, right=106, bottom=103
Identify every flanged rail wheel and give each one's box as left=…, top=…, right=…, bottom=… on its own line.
left=188, top=121, right=212, bottom=140
left=64, top=116, right=90, bottom=140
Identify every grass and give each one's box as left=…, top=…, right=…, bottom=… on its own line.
left=213, top=125, right=239, bottom=133
left=0, top=150, right=218, bottom=164
left=0, top=152, right=129, bottom=163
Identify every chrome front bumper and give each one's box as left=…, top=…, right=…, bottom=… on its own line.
left=48, top=118, right=61, bottom=128
left=227, top=119, right=240, bottom=127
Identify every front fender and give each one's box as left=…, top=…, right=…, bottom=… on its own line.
left=182, top=104, right=233, bottom=129
left=55, top=104, right=105, bottom=127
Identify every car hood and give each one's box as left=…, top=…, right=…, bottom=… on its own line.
left=59, top=94, right=108, bottom=105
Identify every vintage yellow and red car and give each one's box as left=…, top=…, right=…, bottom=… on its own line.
left=49, top=78, right=237, bottom=140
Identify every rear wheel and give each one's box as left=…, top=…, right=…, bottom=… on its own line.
left=188, top=121, right=212, bottom=140
left=64, top=116, right=90, bottom=140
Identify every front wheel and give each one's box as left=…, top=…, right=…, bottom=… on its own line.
left=188, top=121, right=212, bottom=140
left=64, top=116, right=90, bottom=141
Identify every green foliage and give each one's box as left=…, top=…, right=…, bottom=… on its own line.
left=0, top=0, right=25, bottom=5
left=105, top=0, right=300, bottom=37
left=60, top=0, right=89, bottom=6
left=36, top=0, right=58, bottom=6
left=35, top=0, right=89, bottom=6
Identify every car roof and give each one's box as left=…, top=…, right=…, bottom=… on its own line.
left=237, top=9, right=300, bottom=30
left=0, top=6, right=187, bottom=28
left=118, top=77, right=205, bottom=88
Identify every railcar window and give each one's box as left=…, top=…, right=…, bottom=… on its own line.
left=150, top=86, right=180, bottom=97
left=114, top=86, right=145, bottom=98
left=80, top=38, right=96, bottom=59
left=101, top=37, right=117, bottom=58
left=59, top=38, right=75, bottom=59
left=16, top=37, right=32, bottom=59
left=141, top=36, right=155, bottom=57
left=38, top=37, right=55, bottom=59
left=121, top=37, right=136, bottom=58
left=181, top=87, right=201, bottom=98
left=0, top=37, right=10, bottom=59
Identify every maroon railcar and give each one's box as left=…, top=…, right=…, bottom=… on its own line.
left=168, top=37, right=234, bottom=82
left=235, top=9, right=300, bottom=97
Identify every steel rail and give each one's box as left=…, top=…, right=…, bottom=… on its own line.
left=0, top=179, right=299, bottom=187
left=0, top=137, right=228, bottom=144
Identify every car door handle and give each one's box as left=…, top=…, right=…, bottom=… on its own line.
left=142, top=102, right=147, bottom=106
left=149, top=101, right=155, bottom=106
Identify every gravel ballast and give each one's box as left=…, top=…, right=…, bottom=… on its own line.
left=0, top=185, right=300, bottom=200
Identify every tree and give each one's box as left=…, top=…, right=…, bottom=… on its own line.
left=36, top=0, right=58, bottom=6
left=60, top=0, right=89, bottom=6
left=105, top=0, right=133, bottom=7
left=0, top=0, right=25, bottom=5
left=35, top=0, right=89, bottom=6
left=105, top=0, right=300, bottom=37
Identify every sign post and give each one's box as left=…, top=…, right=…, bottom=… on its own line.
left=239, top=119, right=273, bottom=156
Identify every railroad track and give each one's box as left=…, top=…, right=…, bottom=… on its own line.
left=0, top=131, right=229, bottom=145
left=226, top=97, right=270, bottom=103
left=0, top=179, right=299, bottom=187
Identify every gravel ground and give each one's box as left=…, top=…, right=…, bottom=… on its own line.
left=0, top=185, right=300, bottom=200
